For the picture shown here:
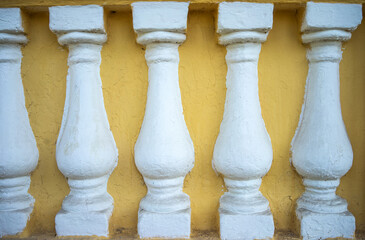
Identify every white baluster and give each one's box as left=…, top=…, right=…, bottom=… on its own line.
left=0, top=8, right=39, bottom=237
left=291, top=3, right=362, bottom=240
left=213, top=3, right=274, bottom=240
left=132, top=2, right=194, bottom=238
left=49, top=5, right=118, bottom=237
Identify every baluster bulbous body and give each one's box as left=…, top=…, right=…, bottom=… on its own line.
left=213, top=42, right=273, bottom=215
left=135, top=42, right=194, bottom=214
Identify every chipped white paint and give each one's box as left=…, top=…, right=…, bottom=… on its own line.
left=213, top=3, right=274, bottom=240
left=0, top=8, right=39, bottom=237
left=49, top=5, right=118, bottom=237
left=132, top=2, right=194, bottom=238
left=291, top=3, right=362, bottom=240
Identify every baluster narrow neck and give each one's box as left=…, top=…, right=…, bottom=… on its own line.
left=0, top=44, right=24, bottom=115
left=305, top=55, right=342, bottom=121
left=226, top=42, right=261, bottom=63
left=68, top=43, right=102, bottom=65
left=307, top=41, right=343, bottom=63
left=303, top=179, right=339, bottom=201
left=0, top=44, right=22, bottom=63
left=57, top=42, right=105, bottom=152
left=66, top=43, right=104, bottom=110
left=223, top=42, right=262, bottom=124
left=145, top=43, right=180, bottom=65
left=224, top=178, right=261, bottom=196
left=298, top=179, right=348, bottom=214
left=142, top=42, right=184, bottom=126
left=0, top=177, right=32, bottom=210
left=305, top=41, right=342, bottom=112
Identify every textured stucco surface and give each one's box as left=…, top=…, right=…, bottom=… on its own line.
left=14, top=9, right=365, bottom=237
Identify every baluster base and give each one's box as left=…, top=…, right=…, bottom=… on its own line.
left=0, top=207, right=33, bottom=237
left=55, top=206, right=113, bottom=237
left=219, top=208, right=274, bottom=240
left=138, top=208, right=190, bottom=239
left=296, top=208, right=355, bottom=240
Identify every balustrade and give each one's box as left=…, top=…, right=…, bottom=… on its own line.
left=0, top=1, right=363, bottom=239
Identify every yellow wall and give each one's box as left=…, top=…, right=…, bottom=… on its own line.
left=19, top=8, right=365, bottom=236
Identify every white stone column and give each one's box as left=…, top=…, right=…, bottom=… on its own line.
left=291, top=3, right=362, bottom=240
left=132, top=2, right=194, bottom=238
left=49, top=5, right=118, bottom=237
left=213, top=3, right=274, bottom=240
left=0, top=8, right=39, bottom=237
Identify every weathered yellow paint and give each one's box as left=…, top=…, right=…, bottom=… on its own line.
left=14, top=8, right=365, bottom=237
